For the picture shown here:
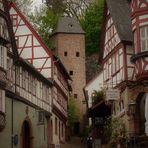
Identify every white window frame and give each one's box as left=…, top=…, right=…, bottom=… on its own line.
left=140, top=26, right=148, bottom=52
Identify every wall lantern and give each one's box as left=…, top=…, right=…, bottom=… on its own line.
left=128, top=100, right=136, bottom=116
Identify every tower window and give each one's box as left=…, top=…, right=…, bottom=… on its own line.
left=69, top=70, right=73, bottom=75
left=55, top=117, right=57, bottom=135
left=64, top=51, right=67, bottom=56
left=76, top=52, right=80, bottom=57
left=74, top=94, right=78, bottom=99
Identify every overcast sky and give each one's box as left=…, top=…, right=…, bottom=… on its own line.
left=32, top=0, right=43, bottom=12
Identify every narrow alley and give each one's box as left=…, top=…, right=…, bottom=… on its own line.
left=61, top=137, right=86, bottom=148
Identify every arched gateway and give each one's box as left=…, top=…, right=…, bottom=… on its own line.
left=21, top=119, right=33, bottom=148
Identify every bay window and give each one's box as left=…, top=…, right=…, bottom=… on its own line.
left=140, top=26, right=148, bottom=52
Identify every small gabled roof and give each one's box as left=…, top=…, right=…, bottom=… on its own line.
left=52, top=17, right=85, bottom=35
left=106, top=0, right=132, bottom=42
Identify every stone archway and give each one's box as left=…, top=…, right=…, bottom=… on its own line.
left=136, top=92, right=147, bottom=135
left=21, top=119, right=33, bottom=148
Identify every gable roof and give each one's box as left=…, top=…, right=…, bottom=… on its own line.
left=52, top=17, right=85, bottom=35
left=9, top=2, right=52, bottom=57
left=9, top=3, right=71, bottom=80
left=106, top=0, right=132, bottom=42
left=98, top=0, right=132, bottom=64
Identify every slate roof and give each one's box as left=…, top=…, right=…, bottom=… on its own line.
left=106, top=0, right=132, bottom=42
left=52, top=17, right=85, bottom=35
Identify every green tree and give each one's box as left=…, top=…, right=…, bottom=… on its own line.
left=80, top=0, right=104, bottom=56
left=46, top=0, right=92, bottom=20
left=11, top=0, right=33, bottom=15
left=68, top=97, right=79, bottom=134
left=104, top=117, right=126, bottom=146
left=92, top=90, right=104, bottom=105
left=29, top=6, right=58, bottom=48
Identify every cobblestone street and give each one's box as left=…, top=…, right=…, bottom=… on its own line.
left=61, top=137, right=86, bottom=148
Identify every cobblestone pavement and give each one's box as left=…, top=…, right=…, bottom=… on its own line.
left=61, top=137, right=86, bottom=148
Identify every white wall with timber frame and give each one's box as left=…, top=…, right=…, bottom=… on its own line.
left=9, top=3, right=52, bottom=79
left=102, top=10, right=134, bottom=88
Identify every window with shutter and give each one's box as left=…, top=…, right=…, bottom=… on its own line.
left=140, top=26, right=148, bottom=52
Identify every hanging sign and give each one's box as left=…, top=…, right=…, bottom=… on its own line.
left=105, top=89, right=120, bottom=101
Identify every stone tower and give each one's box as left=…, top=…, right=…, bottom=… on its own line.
left=50, top=17, right=86, bottom=134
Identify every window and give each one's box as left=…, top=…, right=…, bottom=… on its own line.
left=59, top=121, right=61, bottom=139
left=140, top=26, right=148, bottom=52
left=38, top=111, right=44, bottom=124
left=0, top=46, right=6, bottom=69
left=0, top=1, right=4, bottom=11
left=69, top=70, right=73, bottom=75
left=16, top=67, right=20, bottom=85
left=7, top=57, right=13, bottom=81
left=0, top=89, right=5, bottom=112
left=22, top=70, right=26, bottom=89
left=0, top=18, right=9, bottom=40
left=74, top=94, right=78, bottom=99
left=62, top=123, right=64, bottom=137
left=76, top=52, right=80, bottom=57
left=64, top=51, right=67, bottom=56
left=12, top=15, right=17, bottom=26
left=55, top=117, right=57, bottom=135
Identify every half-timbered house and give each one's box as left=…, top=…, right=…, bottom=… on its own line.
left=93, top=0, right=133, bottom=147
left=94, top=0, right=148, bottom=147
left=0, top=0, right=18, bottom=133
left=0, top=0, right=53, bottom=148
left=9, top=2, right=71, bottom=147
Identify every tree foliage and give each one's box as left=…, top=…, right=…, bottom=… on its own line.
left=80, top=0, right=104, bottom=56
left=11, top=0, right=33, bottom=15
left=29, top=6, right=58, bottom=48
left=92, top=90, right=104, bottom=105
left=68, top=97, right=79, bottom=132
left=46, top=0, right=92, bottom=20
left=104, top=117, right=126, bottom=145
left=29, top=0, right=104, bottom=54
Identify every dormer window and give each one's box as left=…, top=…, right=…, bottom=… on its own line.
left=140, top=26, right=148, bottom=52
